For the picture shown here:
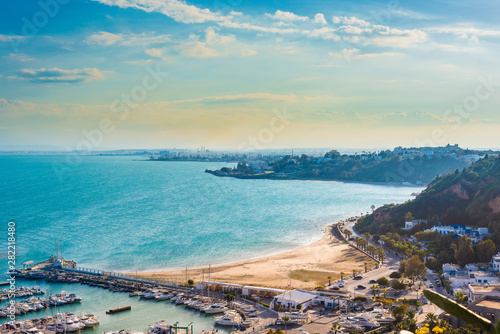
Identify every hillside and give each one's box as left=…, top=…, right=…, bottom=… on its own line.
left=356, top=155, right=500, bottom=242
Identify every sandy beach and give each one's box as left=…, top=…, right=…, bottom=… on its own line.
left=136, top=225, right=376, bottom=290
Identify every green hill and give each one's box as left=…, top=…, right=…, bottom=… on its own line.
left=356, top=155, right=500, bottom=242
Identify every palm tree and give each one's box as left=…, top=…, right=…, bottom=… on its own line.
left=371, top=204, right=375, bottom=212
left=352, top=269, right=357, bottom=277
left=340, top=272, right=345, bottom=281
left=282, top=316, right=290, bottom=334
left=330, top=323, right=341, bottom=334
left=382, top=288, right=389, bottom=298
left=364, top=262, right=368, bottom=273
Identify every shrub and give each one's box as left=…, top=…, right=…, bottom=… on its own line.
left=377, top=277, right=389, bottom=286
left=390, top=271, right=402, bottom=279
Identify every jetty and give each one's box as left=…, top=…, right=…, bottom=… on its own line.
left=106, top=305, right=131, bottom=314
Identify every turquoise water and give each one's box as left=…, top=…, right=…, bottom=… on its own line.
left=0, top=279, right=231, bottom=332
left=0, top=155, right=424, bottom=331
left=0, top=155, right=423, bottom=272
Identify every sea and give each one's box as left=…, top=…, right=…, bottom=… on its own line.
left=0, top=155, right=424, bottom=332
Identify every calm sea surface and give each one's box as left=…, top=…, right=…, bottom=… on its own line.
left=0, top=155, right=423, bottom=331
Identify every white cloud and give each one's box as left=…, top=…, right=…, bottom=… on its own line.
left=313, top=13, right=327, bottom=25
left=218, top=20, right=298, bottom=35
left=85, top=31, right=123, bottom=46
left=307, top=27, right=340, bottom=41
left=427, top=26, right=500, bottom=41
left=0, top=34, right=26, bottom=42
left=332, top=16, right=370, bottom=27
left=13, top=68, right=106, bottom=83
left=179, top=42, right=219, bottom=58
left=370, top=28, right=427, bottom=47
left=265, top=10, right=308, bottom=22
left=85, top=31, right=171, bottom=46
left=145, top=48, right=163, bottom=57
left=91, top=0, right=231, bottom=24
left=5, top=53, right=34, bottom=62
left=205, top=27, right=235, bottom=45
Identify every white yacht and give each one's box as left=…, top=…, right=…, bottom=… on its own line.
left=214, top=310, right=243, bottom=326
left=203, top=303, right=228, bottom=314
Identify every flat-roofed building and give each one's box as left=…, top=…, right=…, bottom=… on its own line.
left=469, top=296, right=500, bottom=324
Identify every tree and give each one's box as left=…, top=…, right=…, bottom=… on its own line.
left=391, top=280, right=406, bottom=290
left=426, top=257, right=441, bottom=272
left=377, top=277, right=389, bottom=287
left=405, top=212, right=414, bottom=222
left=455, top=291, right=468, bottom=304
left=392, top=304, right=407, bottom=323
left=282, top=316, right=290, bottom=334
left=371, top=284, right=380, bottom=297
left=390, top=271, right=402, bottom=279
left=476, top=239, right=496, bottom=263
left=371, top=205, right=376, bottom=212
left=377, top=247, right=386, bottom=264
left=382, top=288, right=389, bottom=298
left=187, top=279, right=194, bottom=286
left=344, top=229, right=352, bottom=240
left=327, top=275, right=332, bottom=286
left=330, top=323, right=341, bottom=334
left=399, top=260, right=407, bottom=274
left=364, top=262, right=368, bottom=272
left=340, top=272, right=345, bottom=281
left=455, top=235, right=475, bottom=267
left=404, top=255, right=428, bottom=283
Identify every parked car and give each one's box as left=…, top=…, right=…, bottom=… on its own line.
left=369, top=280, right=377, bottom=284
left=337, top=283, right=345, bottom=288
left=357, top=285, right=366, bottom=289
left=330, top=287, right=340, bottom=291
left=429, top=284, right=434, bottom=288
left=423, top=277, right=428, bottom=281
left=353, top=276, right=363, bottom=280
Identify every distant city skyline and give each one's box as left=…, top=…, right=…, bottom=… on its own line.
left=1, top=0, right=500, bottom=150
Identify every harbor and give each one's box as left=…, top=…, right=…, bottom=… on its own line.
left=0, top=253, right=401, bottom=334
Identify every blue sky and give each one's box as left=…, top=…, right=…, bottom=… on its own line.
left=1, top=0, right=500, bottom=150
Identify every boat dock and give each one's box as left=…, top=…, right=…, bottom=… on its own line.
left=106, top=305, right=131, bottom=314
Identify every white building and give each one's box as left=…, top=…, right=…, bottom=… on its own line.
left=467, top=284, right=500, bottom=302
left=403, top=219, right=428, bottom=230
left=425, top=224, right=490, bottom=244
left=269, top=289, right=318, bottom=310
left=492, top=253, right=500, bottom=272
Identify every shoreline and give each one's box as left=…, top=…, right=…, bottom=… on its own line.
left=134, top=224, right=376, bottom=290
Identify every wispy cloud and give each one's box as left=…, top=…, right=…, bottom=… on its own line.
left=5, top=53, right=34, bottom=62
left=265, top=10, right=308, bottom=22
left=0, top=34, right=26, bottom=42
left=85, top=31, right=171, bottom=46
left=91, top=0, right=232, bottom=24
left=13, top=68, right=106, bottom=83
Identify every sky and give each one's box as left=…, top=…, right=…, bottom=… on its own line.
left=1, top=0, right=500, bottom=150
